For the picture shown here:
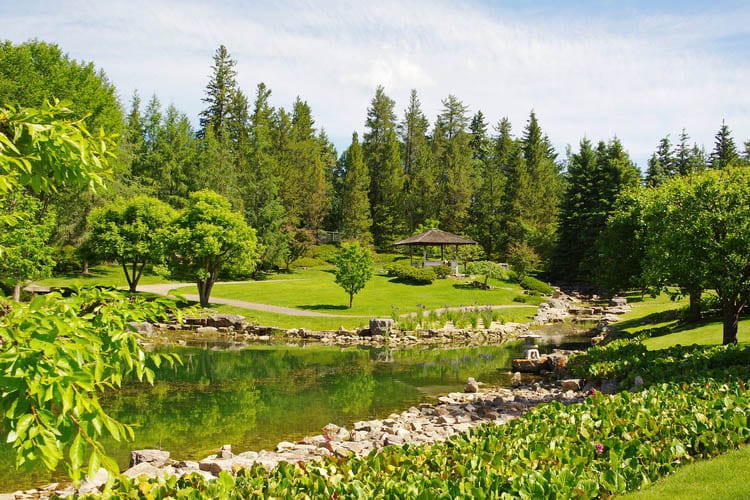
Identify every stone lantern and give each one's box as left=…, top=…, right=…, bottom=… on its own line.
left=518, top=332, right=542, bottom=360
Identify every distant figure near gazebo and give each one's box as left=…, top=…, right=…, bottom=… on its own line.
left=393, top=228, right=477, bottom=275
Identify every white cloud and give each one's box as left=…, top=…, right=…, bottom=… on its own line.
left=2, top=0, right=748, bottom=166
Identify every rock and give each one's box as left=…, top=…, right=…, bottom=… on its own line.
left=633, top=376, right=644, bottom=388
left=369, top=318, right=394, bottom=335
left=123, top=461, right=163, bottom=479
left=464, top=377, right=480, bottom=393
left=609, top=296, right=628, bottom=307
left=560, top=379, right=582, bottom=391
left=219, top=444, right=233, bottom=459
left=130, top=449, right=170, bottom=468
left=196, top=326, right=219, bottom=334
left=78, top=467, right=109, bottom=494
left=511, top=371, right=522, bottom=388
left=547, top=298, right=567, bottom=310
left=601, top=379, right=619, bottom=394
left=207, top=314, right=246, bottom=328
left=128, top=321, right=155, bottom=336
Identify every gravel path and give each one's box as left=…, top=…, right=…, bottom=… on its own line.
left=137, top=282, right=535, bottom=318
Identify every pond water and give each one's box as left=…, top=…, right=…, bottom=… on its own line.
left=0, top=330, right=588, bottom=492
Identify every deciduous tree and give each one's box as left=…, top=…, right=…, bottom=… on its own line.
left=334, top=242, right=374, bottom=308
left=86, top=196, right=176, bottom=292
left=165, top=190, right=257, bottom=306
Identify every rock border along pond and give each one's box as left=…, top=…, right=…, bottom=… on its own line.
left=7, top=292, right=630, bottom=498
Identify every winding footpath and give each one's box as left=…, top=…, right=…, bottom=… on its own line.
left=137, top=282, right=535, bottom=319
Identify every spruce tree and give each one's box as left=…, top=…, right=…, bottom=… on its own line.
left=340, top=132, right=373, bottom=244
left=469, top=117, right=512, bottom=259
left=434, top=95, right=474, bottom=234
left=674, top=129, right=706, bottom=176
left=363, top=86, right=405, bottom=249
left=198, top=44, right=238, bottom=138
left=645, top=135, right=673, bottom=187
left=710, top=120, right=739, bottom=169
left=506, top=111, right=561, bottom=264
left=399, top=89, right=436, bottom=232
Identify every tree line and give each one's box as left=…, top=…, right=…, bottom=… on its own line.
left=1, top=40, right=750, bottom=324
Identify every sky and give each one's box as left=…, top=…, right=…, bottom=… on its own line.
left=2, top=0, right=749, bottom=168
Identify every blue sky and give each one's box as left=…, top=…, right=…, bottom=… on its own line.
left=2, top=0, right=749, bottom=168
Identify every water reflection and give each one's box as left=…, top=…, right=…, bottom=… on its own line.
left=0, top=333, right=584, bottom=491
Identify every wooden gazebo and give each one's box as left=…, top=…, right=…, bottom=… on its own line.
left=393, top=228, right=477, bottom=273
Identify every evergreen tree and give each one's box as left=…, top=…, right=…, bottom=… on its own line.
left=674, top=129, right=706, bottom=176
left=469, top=117, right=513, bottom=259
left=434, top=95, right=474, bottom=234
left=363, top=86, right=405, bottom=249
left=243, top=83, right=287, bottom=271
left=399, top=89, right=435, bottom=232
left=553, top=137, right=640, bottom=281
left=710, top=120, right=738, bottom=169
left=645, top=135, right=673, bottom=187
left=340, top=132, right=372, bottom=243
left=290, top=98, right=329, bottom=230
left=469, top=110, right=491, bottom=163
left=506, top=111, right=561, bottom=264
left=198, top=44, right=238, bottom=138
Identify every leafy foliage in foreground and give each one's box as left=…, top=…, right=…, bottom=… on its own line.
left=0, top=288, right=181, bottom=485
left=98, top=378, right=749, bottom=499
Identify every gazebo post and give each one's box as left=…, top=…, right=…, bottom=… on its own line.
left=422, top=247, right=427, bottom=268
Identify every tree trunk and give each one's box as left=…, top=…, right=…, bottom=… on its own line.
left=198, top=279, right=214, bottom=307
left=687, top=287, right=702, bottom=323
left=13, top=282, right=21, bottom=302
left=349, top=293, right=353, bottom=309
left=722, top=298, right=742, bottom=345
left=81, top=260, right=89, bottom=275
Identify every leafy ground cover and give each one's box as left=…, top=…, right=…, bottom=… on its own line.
left=76, top=292, right=750, bottom=498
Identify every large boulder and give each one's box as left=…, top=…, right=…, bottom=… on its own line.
left=206, top=314, right=246, bottom=328
left=130, top=449, right=170, bottom=468
left=370, top=318, right=394, bottom=335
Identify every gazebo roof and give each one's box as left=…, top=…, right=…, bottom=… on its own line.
left=393, top=228, right=477, bottom=246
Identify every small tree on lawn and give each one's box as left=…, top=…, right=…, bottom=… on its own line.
left=466, top=260, right=507, bottom=289
left=334, top=241, right=374, bottom=308
left=165, top=190, right=258, bottom=306
left=507, top=241, right=541, bottom=279
left=86, top=196, right=176, bottom=292
left=281, top=225, right=315, bottom=271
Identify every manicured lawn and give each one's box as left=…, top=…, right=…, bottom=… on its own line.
left=173, top=268, right=541, bottom=318
left=642, top=317, right=750, bottom=350
left=624, top=445, right=750, bottom=499
left=36, top=265, right=176, bottom=288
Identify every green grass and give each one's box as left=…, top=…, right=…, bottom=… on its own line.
left=173, top=268, right=540, bottom=319
left=642, top=317, right=750, bottom=350
left=623, top=445, right=750, bottom=499
left=36, top=265, right=176, bottom=289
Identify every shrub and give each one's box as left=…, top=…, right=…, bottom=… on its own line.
left=433, top=265, right=451, bottom=279
left=310, top=244, right=340, bottom=264
left=519, top=276, right=554, bottom=295
left=386, top=263, right=436, bottom=285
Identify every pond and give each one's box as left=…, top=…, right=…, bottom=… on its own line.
left=0, top=331, right=589, bottom=492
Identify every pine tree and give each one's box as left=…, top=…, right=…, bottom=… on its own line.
left=710, top=120, right=738, bottom=169
left=399, top=89, right=436, bottom=232
left=434, top=95, right=474, bottom=234
left=340, top=132, right=372, bottom=243
left=198, top=45, right=238, bottom=138
left=363, top=86, right=405, bottom=249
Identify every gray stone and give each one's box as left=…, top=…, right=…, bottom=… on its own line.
left=609, top=296, right=628, bottom=307
left=196, top=326, right=219, bottom=334
left=560, top=379, right=582, bottom=392
left=123, top=461, right=163, bottom=479
left=369, top=318, right=394, bottom=335
left=633, top=376, right=644, bottom=388
left=128, top=321, right=155, bottom=336
left=464, top=377, right=480, bottom=393
left=219, top=444, right=233, bottom=459
left=207, top=314, right=246, bottom=328
left=130, top=449, right=170, bottom=468
left=78, top=467, right=109, bottom=494
left=511, top=371, right=522, bottom=388
left=601, top=379, right=619, bottom=394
